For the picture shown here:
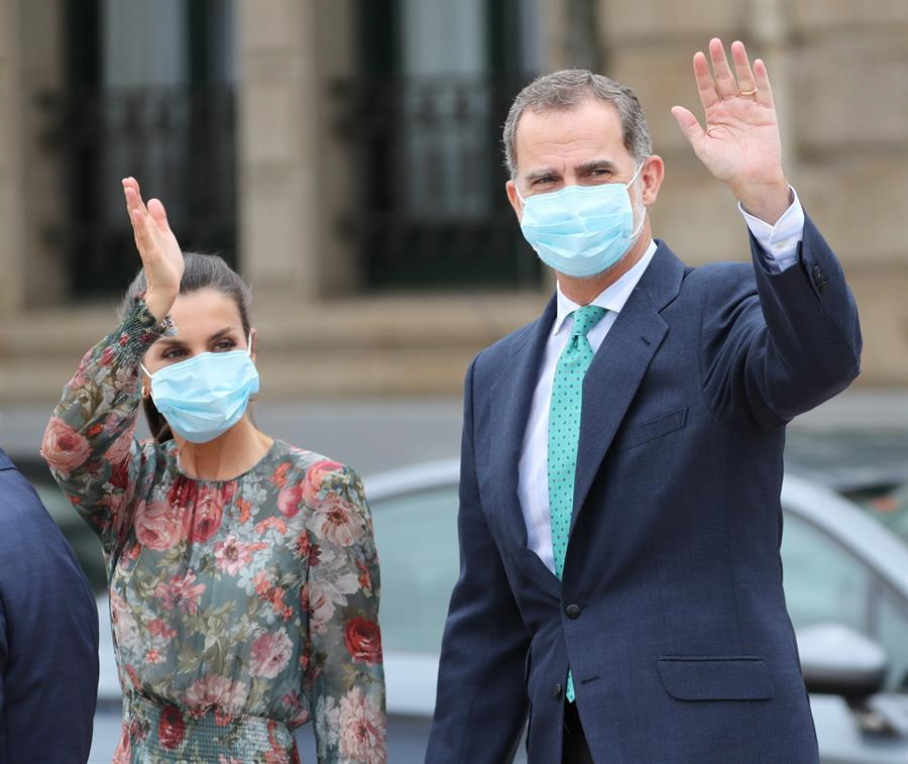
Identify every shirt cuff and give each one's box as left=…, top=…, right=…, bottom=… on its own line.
left=738, top=186, right=805, bottom=273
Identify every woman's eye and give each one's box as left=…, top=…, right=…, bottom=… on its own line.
left=161, top=348, right=185, bottom=360
left=213, top=339, right=236, bottom=352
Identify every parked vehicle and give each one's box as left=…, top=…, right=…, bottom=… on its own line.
left=20, top=458, right=908, bottom=763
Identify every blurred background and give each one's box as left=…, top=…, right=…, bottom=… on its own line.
left=0, top=1, right=906, bottom=762
left=0, top=0, right=906, bottom=403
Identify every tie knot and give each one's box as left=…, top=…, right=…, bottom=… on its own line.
left=570, top=305, right=607, bottom=337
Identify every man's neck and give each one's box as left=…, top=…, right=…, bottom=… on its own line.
left=557, top=233, right=653, bottom=306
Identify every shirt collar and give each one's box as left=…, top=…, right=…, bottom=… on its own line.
left=553, top=238, right=659, bottom=336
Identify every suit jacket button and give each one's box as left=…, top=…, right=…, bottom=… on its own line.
left=566, top=603, right=582, bottom=619
left=553, top=683, right=563, bottom=700
left=812, top=264, right=828, bottom=292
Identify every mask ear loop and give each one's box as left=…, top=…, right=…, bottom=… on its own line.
left=627, top=161, right=649, bottom=240
left=139, top=363, right=153, bottom=400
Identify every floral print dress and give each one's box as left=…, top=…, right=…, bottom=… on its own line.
left=41, top=299, right=386, bottom=763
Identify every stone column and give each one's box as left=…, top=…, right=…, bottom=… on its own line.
left=19, top=0, right=66, bottom=307
left=237, top=0, right=356, bottom=303
left=787, top=0, right=908, bottom=385
left=0, top=0, right=25, bottom=317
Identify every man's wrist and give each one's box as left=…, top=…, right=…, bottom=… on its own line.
left=733, top=176, right=791, bottom=226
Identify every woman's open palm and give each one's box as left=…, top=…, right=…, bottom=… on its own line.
left=122, top=177, right=184, bottom=299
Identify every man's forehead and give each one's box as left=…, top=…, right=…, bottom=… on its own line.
left=515, top=101, right=627, bottom=166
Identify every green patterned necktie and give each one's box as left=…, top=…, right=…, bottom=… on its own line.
left=548, top=304, right=607, bottom=702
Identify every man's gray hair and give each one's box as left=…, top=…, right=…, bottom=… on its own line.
left=503, top=69, right=653, bottom=178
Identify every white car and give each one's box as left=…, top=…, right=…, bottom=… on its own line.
left=31, top=462, right=908, bottom=763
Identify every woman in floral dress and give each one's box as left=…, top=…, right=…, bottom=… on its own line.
left=41, top=178, right=386, bottom=763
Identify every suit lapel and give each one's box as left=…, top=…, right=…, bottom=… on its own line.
left=570, top=243, right=686, bottom=532
left=488, top=295, right=557, bottom=550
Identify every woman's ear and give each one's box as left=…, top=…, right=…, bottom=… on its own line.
left=249, top=328, right=258, bottom=362
left=140, top=350, right=152, bottom=398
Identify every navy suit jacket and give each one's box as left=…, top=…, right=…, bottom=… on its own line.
left=0, top=449, right=99, bottom=763
left=427, top=216, right=862, bottom=764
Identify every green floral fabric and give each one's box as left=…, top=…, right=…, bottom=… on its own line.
left=41, top=299, right=386, bottom=763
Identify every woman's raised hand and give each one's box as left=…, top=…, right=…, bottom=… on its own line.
left=122, top=177, right=184, bottom=322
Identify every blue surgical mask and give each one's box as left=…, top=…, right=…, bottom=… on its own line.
left=517, top=163, right=645, bottom=278
left=141, top=338, right=260, bottom=444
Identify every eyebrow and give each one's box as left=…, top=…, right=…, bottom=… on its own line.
left=575, top=159, right=620, bottom=176
left=155, top=327, right=238, bottom=347
left=524, top=167, right=560, bottom=183
left=524, top=159, right=620, bottom=183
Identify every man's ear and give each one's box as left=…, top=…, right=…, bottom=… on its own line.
left=640, top=154, right=666, bottom=207
left=506, top=179, right=524, bottom=221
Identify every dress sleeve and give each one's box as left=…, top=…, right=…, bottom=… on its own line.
left=302, top=465, right=387, bottom=764
left=40, top=297, right=168, bottom=556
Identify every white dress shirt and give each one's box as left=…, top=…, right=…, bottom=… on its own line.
left=517, top=189, right=806, bottom=573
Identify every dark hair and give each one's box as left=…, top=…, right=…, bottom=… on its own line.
left=503, top=69, right=652, bottom=178
left=118, top=252, right=253, bottom=444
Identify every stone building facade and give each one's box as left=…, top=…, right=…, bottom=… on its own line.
left=0, top=0, right=905, bottom=405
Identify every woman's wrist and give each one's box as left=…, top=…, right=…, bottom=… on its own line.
left=144, top=290, right=177, bottom=324
left=113, top=297, right=176, bottom=367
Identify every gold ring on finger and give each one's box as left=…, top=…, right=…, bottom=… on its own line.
left=738, top=87, right=758, bottom=96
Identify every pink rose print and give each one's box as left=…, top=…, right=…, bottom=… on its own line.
left=146, top=618, right=177, bottom=640
left=106, top=427, right=134, bottom=465
left=112, top=727, right=132, bottom=764
left=344, top=617, right=383, bottom=665
left=40, top=416, right=91, bottom=476
left=213, top=533, right=255, bottom=575
left=185, top=675, right=249, bottom=713
left=277, top=483, right=304, bottom=518
left=283, top=691, right=311, bottom=726
left=135, top=500, right=184, bottom=551
left=301, top=581, right=335, bottom=633
left=300, top=460, right=344, bottom=505
left=310, top=492, right=363, bottom=547
left=181, top=484, right=232, bottom=543
left=249, top=628, right=294, bottom=679
left=158, top=705, right=185, bottom=749
left=338, top=686, right=387, bottom=763
left=155, top=570, right=206, bottom=614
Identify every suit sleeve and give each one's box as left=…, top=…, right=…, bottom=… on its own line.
left=425, top=357, right=532, bottom=763
left=0, top=469, right=99, bottom=763
left=700, top=213, right=862, bottom=431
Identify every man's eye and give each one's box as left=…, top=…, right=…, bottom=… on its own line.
left=533, top=177, right=554, bottom=186
left=592, top=168, right=612, bottom=177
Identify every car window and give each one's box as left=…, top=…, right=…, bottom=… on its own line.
left=781, top=511, right=871, bottom=634
left=877, top=589, right=908, bottom=692
left=854, top=482, right=908, bottom=546
left=370, top=486, right=459, bottom=653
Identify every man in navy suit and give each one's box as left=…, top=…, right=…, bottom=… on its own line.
left=0, top=447, right=99, bottom=762
left=427, top=39, right=861, bottom=763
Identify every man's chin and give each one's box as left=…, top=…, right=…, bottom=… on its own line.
left=555, top=252, right=631, bottom=282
